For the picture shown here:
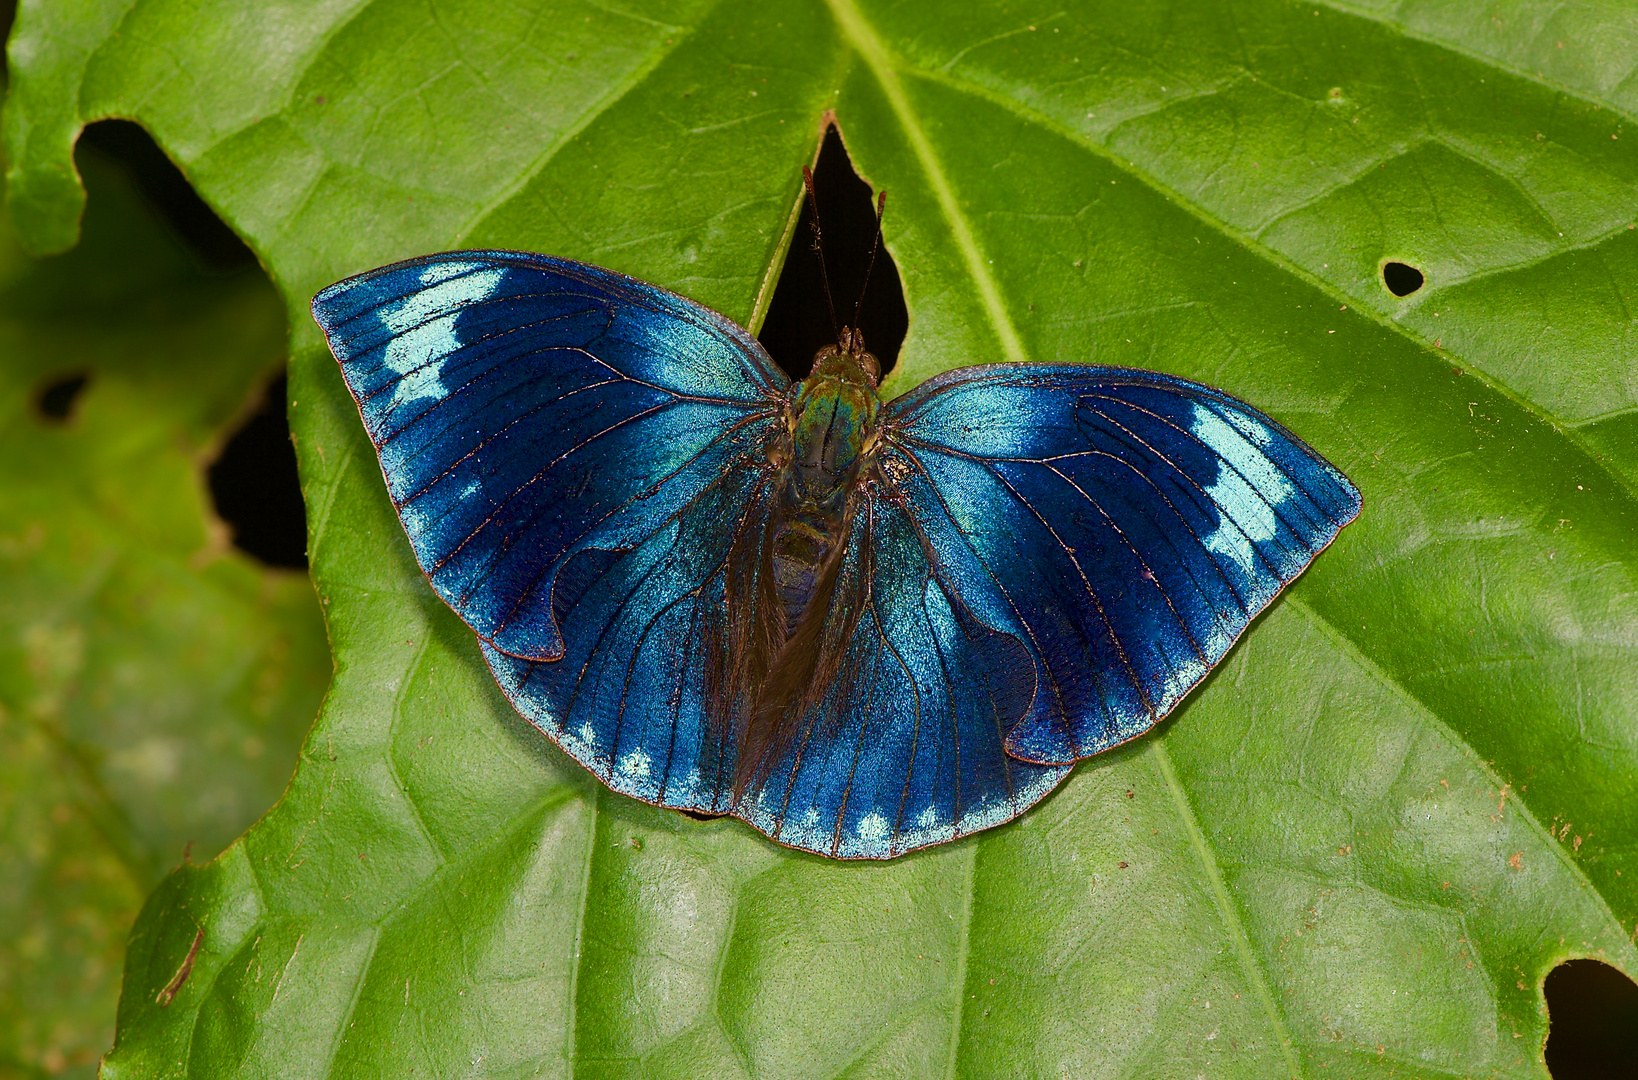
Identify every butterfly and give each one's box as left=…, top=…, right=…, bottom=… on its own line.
left=312, top=200, right=1360, bottom=860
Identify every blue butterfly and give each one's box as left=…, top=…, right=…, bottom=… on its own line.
left=312, top=248, right=1360, bottom=859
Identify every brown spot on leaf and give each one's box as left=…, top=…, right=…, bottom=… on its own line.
left=157, top=928, right=205, bottom=1007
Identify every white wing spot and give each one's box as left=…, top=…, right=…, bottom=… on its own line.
left=855, top=812, right=889, bottom=844
left=1191, top=403, right=1291, bottom=574
left=379, top=263, right=505, bottom=410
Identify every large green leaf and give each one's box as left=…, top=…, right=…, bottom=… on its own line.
left=0, top=144, right=328, bottom=1075
left=9, top=0, right=1637, bottom=1075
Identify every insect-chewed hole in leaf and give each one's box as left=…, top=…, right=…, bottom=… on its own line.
left=1382, top=260, right=1424, bottom=297
left=77, top=119, right=256, bottom=273
left=1543, top=958, right=1638, bottom=1078
left=758, top=123, right=908, bottom=383
left=34, top=372, right=90, bottom=424
left=207, top=372, right=308, bottom=570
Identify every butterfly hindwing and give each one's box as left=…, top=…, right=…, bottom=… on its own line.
left=884, top=364, right=1361, bottom=766
left=481, top=465, right=781, bottom=815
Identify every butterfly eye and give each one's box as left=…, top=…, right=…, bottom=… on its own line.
left=857, top=347, right=880, bottom=386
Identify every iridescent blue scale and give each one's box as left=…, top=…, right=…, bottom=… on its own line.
left=313, top=249, right=1360, bottom=859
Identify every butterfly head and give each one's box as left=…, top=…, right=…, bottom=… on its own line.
left=810, top=325, right=880, bottom=387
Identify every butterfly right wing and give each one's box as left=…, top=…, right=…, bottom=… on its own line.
left=736, top=361, right=1359, bottom=857
left=883, top=363, right=1361, bottom=766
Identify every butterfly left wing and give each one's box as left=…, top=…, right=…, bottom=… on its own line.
left=882, top=364, right=1361, bottom=767
left=313, top=251, right=789, bottom=813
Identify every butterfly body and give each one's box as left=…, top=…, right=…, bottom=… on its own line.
left=313, top=249, right=1360, bottom=859
left=726, top=329, right=887, bottom=794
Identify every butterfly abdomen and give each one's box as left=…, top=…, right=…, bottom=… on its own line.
left=770, top=509, right=839, bottom=637
left=732, top=491, right=855, bottom=800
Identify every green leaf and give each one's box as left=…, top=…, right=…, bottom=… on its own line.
left=0, top=144, right=329, bottom=1075
left=9, top=0, right=1637, bottom=1075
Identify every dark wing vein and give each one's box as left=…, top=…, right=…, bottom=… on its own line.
left=356, top=305, right=615, bottom=410
left=1040, top=462, right=1211, bottom=666
left=1038, top=448, right=1251, bottom=625
left=452, top=407, right=774, bottom=634
left=390, top=372, right=625, bottom=507
left=428, top=395, right=677, bottom=575
left=886, top=593, right=928, bottom=855
left=559, top=470, right=768, bottom=721
left=611, top=583, right=701, bottom=777
left=827, top=602, right=886, bottom=858
left=881, top=441, right=1098, bottom=750
left=980, top=463, right=1156, bottom=721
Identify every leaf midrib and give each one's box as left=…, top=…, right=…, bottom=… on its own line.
left=825, top=0, right=1028, bottom=367
left=1152, top=739, right=1303, bottom=1078
left=566, top=785, right=597, bottom=1079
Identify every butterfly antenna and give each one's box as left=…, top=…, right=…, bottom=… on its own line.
left=802, top=166, right=842, bottom=343
left=851, top=190, right=888, bottom=329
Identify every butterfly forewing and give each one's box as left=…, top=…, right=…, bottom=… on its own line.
left=312, top=252, right=787, bottom=664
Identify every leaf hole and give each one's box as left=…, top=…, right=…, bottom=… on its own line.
left=758, top=122, right=907, bottom=382
left=206, top=371, right=308, bottom=569
left=1544, top=958, right=1638, bottom=1078
left=76, top=120, right=256, bottom=273
left=34, top=371, right=90, bottom=424
left=1382, top=260, right=1424, bottom=297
